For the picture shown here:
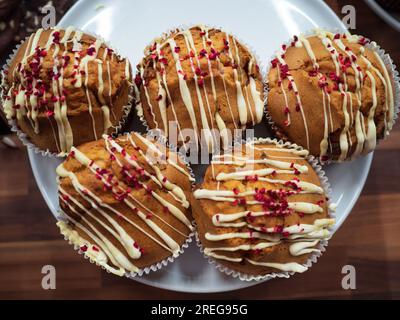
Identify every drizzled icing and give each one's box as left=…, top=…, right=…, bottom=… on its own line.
left=194, top=140, right=334, bottom=274
left=1, top=27, right=132, bottom=156
left=57, top=220, right=126, bottom=276
left=56, top=133, right=193, bottom=276
left=134, top=25, right=264, bottom=151
left=269, top=30, right=395, bottom=162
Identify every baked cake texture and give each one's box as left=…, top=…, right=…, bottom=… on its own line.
left=134, top=25, right=264, bottom=151
left=1, top=27, right=132, bottom=155
left=267, top=30, right=396, bottom=162
left=192, top=139, right=334, bottom=276
left=56, top=132, right=194, bottom=276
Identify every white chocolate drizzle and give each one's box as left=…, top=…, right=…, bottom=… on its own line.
left=134, top=25, right=264, bottom=152
left=271, top=30, right=395, bottom=161
left=195, top=141, right=334, bottom=274
left=246, top=260, right=308, bottom=273
left=1, top=28, right=131, bottom=155
left=56, top=134, right=193, bottom=276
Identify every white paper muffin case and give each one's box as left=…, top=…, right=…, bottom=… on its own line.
left=133, top=23, right=267, bottom=153
left=194, top=137, right=335, bottom=282
left=264, top=28, right=400, bottom=165
left=0, top=27, right=134, bottom=158
left=56, top=131, right=196, bottom=278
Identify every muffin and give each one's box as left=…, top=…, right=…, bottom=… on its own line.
left=267, top=30, right=397, bottom=162
left=56, top=132, right=194, bottom=276
left=1, top=27, right=132, bottom=156
left=134, top=25, right=264, bottom=152
left=192, top=139, right=334, bottom=277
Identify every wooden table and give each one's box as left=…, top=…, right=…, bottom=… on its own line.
left=0, top=0, right=399, bottom=299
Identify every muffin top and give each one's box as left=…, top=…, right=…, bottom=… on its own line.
left=192, top=139, right=334, bottom=276
left=134, top=25, right=264, bottom=151
left=57, top=132, right=194, bottom=276
left=1, top=27, right=132, bottom=155
left=267, top=30, right=396, bottom=162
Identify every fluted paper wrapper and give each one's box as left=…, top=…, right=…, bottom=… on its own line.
left=195, top=137, right=335, bottom=282
left=133, top=23, right=267, bottom=151
left=0, top=28, right=134, bottom=158
left=264, top=28, right=400, bottom=165
left=56, top=132, right=196, bottom=278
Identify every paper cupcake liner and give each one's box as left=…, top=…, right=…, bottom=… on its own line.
left=366, top=38, right=400, bottom=138
left=194, top=136, right=335, bottom=282
left=133, top=23, right=267, bottom=152
left=0, top=27, right=134, bottom=158
left=264, top=28, right=400, bottom=165
left=55, top=131, right=196, bottom=278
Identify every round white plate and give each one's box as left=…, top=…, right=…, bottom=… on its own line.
left=28, top=0, right=373, bottom=293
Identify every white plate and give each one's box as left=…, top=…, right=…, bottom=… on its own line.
left=28, top=0, right=373, bottom=293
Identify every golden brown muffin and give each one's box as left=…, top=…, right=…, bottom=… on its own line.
left=1, top=27, right=132, bottom=155
left=267, top=30, right=396, bottom=162
left=56, top=132, right=194, bottom=276
left=192, top=139, right=334, bottom=277
left=134, top=25, right=264, bottom=152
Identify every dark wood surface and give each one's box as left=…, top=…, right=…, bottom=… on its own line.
left=0, top=0, right=400, bottom=299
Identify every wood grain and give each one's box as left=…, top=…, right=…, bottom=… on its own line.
left=0, top=0, right=399, bottom=299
